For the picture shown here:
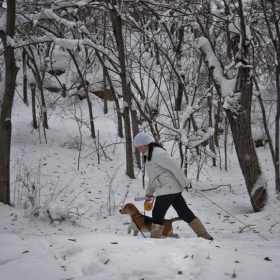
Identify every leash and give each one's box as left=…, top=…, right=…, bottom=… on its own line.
left=191, top=184, right=270, bottom=242
left=132, top=215, right=148, bottom=238
left=131, top=202, right=154, bottom=238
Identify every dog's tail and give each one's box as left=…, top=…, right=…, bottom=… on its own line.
left=170, top=217, right=181, bottom=223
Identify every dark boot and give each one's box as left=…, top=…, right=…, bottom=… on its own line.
left=188, top=217, right=213, bottom=240
left=150, top=224, right=164, bottom=238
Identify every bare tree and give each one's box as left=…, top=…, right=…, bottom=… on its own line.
left=196, top=0, right=267, bottom=211
left=108, top=0, right=136, bottom=179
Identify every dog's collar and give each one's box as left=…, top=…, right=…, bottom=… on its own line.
left=131, top=213, right=142, bottom=218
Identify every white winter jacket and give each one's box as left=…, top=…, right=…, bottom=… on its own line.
left=145, top=147, right=190, bottom=197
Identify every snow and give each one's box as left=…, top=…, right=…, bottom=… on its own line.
left=1, top=71, right=280, bottom=279
left=0, top=10, right=6, bottom=31
left=54, top=38, right=79, bottom=50
left=47, top=203, right=69, bottom=221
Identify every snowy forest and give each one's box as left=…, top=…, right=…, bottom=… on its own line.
left=0, top=1, right=280, bottom=280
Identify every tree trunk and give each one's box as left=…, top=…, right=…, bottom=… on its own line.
left=31, top=83, right=38, bottom=129
left=175, top=26, right=185, bottom=111
left=226, top=69, right=267, bottom=211
left=108, top=0, right=135, bottom=179
left=131, top=106, right=140, bottom=169
left=68, top=50, right=96, bottom=139
left=26, top=46, right=49, bottom=129
left=269, top=0, right=280, bottom=193
left=85, top=84, right=96, bottom=139
left=95, top=50, right=123, bottom=138
left=207, top=94, right=216, bottom=167
left=226, top=107, right=267, bottom=211
left=103, top=13, right=108, bottom=114
left=22, top=49, right=28, bottom=105
left=213, top=100, right=222, bottom=147
left=0, top=0, right=18, bottom=205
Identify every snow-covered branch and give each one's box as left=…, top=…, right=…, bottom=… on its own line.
left=195, top=36, right=236, bottom=99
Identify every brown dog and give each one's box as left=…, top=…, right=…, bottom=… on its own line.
left=119, top=203, right=180, bottom=238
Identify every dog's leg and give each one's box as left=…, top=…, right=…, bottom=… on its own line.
left=133, top=230, right=139, bottom=236
left=127, top=225, right=133, bottom=234
left=168, top=232, right=179, bottom=238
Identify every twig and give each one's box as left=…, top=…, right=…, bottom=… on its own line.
left=201, top=184, right=232, bottom=192
left=239, top=224, right=256, bottom=233
left=119, top=186, right=130, bottom=208
left=83, top=141, right=125, bottom=158
left=269, top=223, right=280, bottom=232
left=67, top=187, right=95, bottom=206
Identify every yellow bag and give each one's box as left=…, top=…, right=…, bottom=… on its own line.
left=144, top=199, right=154, bottom=211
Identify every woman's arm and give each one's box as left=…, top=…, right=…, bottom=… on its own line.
left=153, top=149, right=190, bottom=188
left=146, top=182, right=155, bottom=197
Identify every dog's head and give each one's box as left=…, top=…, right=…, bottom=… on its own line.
left=119, top=203, right=139, bottom=216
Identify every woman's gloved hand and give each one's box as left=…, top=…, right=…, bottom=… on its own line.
left=145, top=195, right=153, bottom=202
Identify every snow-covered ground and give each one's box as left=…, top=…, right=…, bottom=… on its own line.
left=1, top=93, right=280, bottom=280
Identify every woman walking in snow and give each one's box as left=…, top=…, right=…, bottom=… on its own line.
left=134, top=131, right=213, bottom=240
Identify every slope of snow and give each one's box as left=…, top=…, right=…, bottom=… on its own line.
left=1, top=93, right=280, bottom=280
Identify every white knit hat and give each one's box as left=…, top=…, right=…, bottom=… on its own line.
left=133, top=132, right=153, bottom=147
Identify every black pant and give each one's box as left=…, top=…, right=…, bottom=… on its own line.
left=152, top=192, right=196, bottom=225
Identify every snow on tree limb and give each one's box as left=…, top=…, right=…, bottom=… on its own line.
left=195, top=37, right=236, bottom=98
left=15, top=8, right=120, bottom=69
left=195, top=36, right=238, bottom=111
left=187, top=128, right=214, bottom=149
left=43, top=9, right=77, bottom=29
